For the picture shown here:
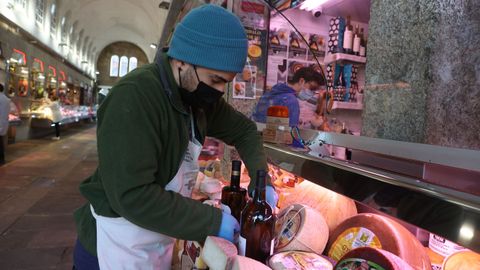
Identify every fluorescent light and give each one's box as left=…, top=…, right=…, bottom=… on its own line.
left=300, top=0, right=330, bottom=11
left=459, top=223, right=474, bottom=241
left=150, top=43, right=158, bottom=49
left=95, top=71, right=100, bottom=75
left=51, top=4, right=56, bottom=15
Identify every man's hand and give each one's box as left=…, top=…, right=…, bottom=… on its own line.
left=266, top=185, right=279, bottom=208
left=217, top=212, right=240, bottom=243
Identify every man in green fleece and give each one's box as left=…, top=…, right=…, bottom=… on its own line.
left=73, top=4, right=278, bottom=269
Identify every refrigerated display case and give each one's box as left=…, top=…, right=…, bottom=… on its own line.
left=260, top=126, right=479, bottom=268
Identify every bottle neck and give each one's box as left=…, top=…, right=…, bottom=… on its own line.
left=253, top=171, right=266, bottom=203
left=231, top=161, right=241, bottom=189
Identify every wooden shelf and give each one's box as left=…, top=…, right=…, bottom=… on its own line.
left=332, top=101, right=363, bottom=110
left=325, top=53, right=367, bottom=65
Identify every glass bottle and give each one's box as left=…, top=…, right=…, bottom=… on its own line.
left=238, top=170, right=275, bottom=263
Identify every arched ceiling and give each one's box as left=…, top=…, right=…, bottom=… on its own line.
left=55, top=0, right=170, bottom=63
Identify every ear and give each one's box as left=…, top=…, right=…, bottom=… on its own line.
left=173, top=59, right=187, bottom=71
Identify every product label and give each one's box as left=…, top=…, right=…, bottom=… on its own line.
left=431, top=264, right=442, bottom=270
left=277, top=209, right=302, bottom=249
left=429, top=233, right=464, bottom=257
left=335, top=258, right=385, bottom=270
left=328, top=227, right=382, bottom=261
left=270, top=251, right=332, bottom=269
left=238, top=235, right=247, bottom=256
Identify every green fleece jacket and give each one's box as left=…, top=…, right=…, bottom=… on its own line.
left=74, top=52, right=269, bottom=256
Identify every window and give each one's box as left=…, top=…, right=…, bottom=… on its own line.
left=109, top=55, right=119, bottom=77
left=15, top=0, right=27, bottom=10
left=128, top=57, right=138, bottom=72
left=60, top=17, right=67, bottom=43
left=50, top=3, right=57, bottom=37
left=119, top=56, right=129, bottom=77
left=35, top=0, right=45, bottom=26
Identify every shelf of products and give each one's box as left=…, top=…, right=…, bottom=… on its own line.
left=324, top=52, right=367, bottom=65
left=331, top=101, right=363, bottom=110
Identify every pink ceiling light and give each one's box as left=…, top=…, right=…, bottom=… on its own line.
left=299, top=0, right=330, bottom=11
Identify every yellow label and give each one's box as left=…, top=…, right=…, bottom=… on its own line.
left=328, top=227, right=382, bottom=261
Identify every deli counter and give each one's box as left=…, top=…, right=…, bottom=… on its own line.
left=177, top=126, right=479, bottom=270
left=261, top=126, right=479, bottom=269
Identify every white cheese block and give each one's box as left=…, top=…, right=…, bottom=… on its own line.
left=233, top=256, right=272, bottom=270
left=275, top=204, right=329, bottom=254
left=268, top=251, right=333, bottom=270
left=200, top=236, right=237, bottom=270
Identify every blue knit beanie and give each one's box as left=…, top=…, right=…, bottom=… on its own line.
left=167, top=4, right=247, bottom=73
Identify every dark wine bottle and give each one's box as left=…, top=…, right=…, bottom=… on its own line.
left=238, top=170, right=275, bottom=263
left=220, top=160, right=247, bottom=222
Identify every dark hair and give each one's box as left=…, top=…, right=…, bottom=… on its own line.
left=0, top=84, right=4, bottom=93
left=288, top=67, right=325, bottom=85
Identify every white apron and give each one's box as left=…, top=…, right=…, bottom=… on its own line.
left=91, top=114, right=202, bottom=270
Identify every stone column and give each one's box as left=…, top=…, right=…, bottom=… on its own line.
left=362, top=0, right=480, bottom=150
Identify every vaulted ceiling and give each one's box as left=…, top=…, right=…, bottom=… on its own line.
left=1, top=0, right=170, bottom=76
left=55, top=0, right=170, bottom=62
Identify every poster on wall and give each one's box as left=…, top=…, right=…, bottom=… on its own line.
left=307, top=33, right=326, bottom=62
left=268, top=28, right=289, bottom=58
left=288, top=31, right=307, bottom=60
left=233, top=65, right=257, bottom=99
left=266, top=58, right=287, bottom=89
left=235, top=0, right=267, bottom=28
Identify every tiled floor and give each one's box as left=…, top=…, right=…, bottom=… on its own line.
left=0, top=124, right=97, bottom=269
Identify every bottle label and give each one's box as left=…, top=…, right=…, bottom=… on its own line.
left=336, top=258, right=385, bottom=270
left=270, top=238, right=275, bottom=255
left=353, top=36, right=361, bottom=52
left=238, top=235, right=247, bottom=256
left=343, top=31, right=353, bottom=50
left=328, top=227, right=382, bottom=261
left=359, top=46, right=366, bottom=56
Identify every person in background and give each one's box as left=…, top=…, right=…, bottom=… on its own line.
left=49, top=95, right=63, bottom=140
left=97, top=88, right=109, bottom=106
left=0, top=84, right=10, bottom=165
left=73, top=4, right=278, bottom=270
left=252, top=66, right=324, bottom=126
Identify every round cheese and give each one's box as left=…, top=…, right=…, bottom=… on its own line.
left=442, top=250, right=480, bottom=270
left=200, top=236, right=237, bottom=270
left=425, top=247, right=444, bottom=270
left=335, top=247, right=414, bottom=270
left=326, top=213, right=431, bottom=270
left=233, top=256, right=272, bottom=270
left=275, top=204, right=329, bottom=254
left=268, top=251, right=333, bottom=270
left=279, top=180, right=357, bottom=234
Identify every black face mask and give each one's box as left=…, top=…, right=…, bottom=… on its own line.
left=178, top=66, right=224, bottom=109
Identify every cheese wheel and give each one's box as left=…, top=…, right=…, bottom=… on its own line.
left=326, top=213, right=431, bottom=270
left=268, top=251, right=333, bottom=270
left=275, top=204, right=329, bottom=254
left=442, top=250, right=480, bottom=270
left=425, top=247, right=444, bottom=270
left=279, top=180, right=357, bottom=234
left=335, top=247, right=415, bottom=270
left=200, top=236, right=237, bottom=270
left=233, top=256, right=272, bottom=270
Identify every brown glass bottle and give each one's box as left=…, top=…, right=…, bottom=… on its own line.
left=220, top=160, right=247, bottom=222
left=238, top=170, right=275, bottom=263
